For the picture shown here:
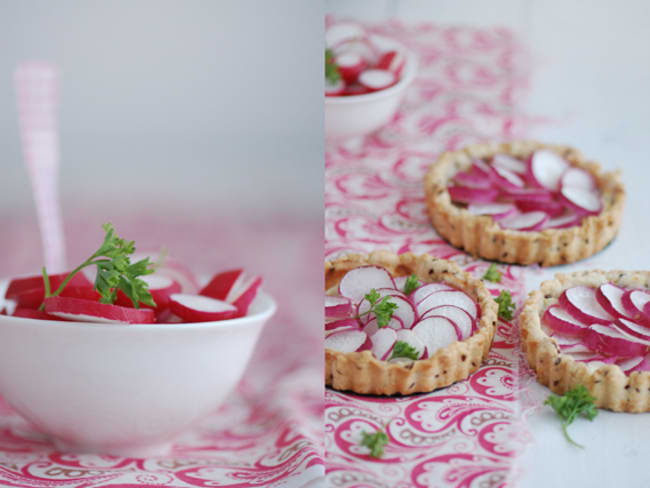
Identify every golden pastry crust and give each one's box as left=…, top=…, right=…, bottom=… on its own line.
left=424, top=141, right=626, bottom=266
left=520, top=270, right=650, bottom=413
left=325, top=251, right=498, bottom=395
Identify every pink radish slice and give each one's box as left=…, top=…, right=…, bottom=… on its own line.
left=225, top=274, right=262, bottom=316
left=615, top=318, right=650, bottom=341
left=325, top=318, right=360, bottom=333
left=416, top=290, right=478, bottom=321
left=627, top=355, right=650, bottom=373
left=325, top=295, right=353, bottom=318
left=467, top=203, right=517, bottom=220
left=621, top=290, right=650, bottom=325
left=169, top=294, right=238, bottom=322
left=326, top=22, right=366, bottom=48
left=583, top=324, right=648, bottom=357
left=5, top=272, right=91, bottom=300
left=560, top=167, right=596, bottom=191
left=412, top=316, right=458, bottom=355
left=409, top=282, right=456, bottom=306
left=420, top=305, right=474, bottom=339
left=490, top=165, right=525, bottom=190
left=501, top=186, right=554, bottom=203
left=338, top=266, right=396, bottom=302
left=549, top=334, right=591, bottom=354
left=617, top=356, right=645, bottom=374
left=12, top=307, right=68, bottom=321
left=542, top=305, right=589, bottom=337
left=335, top=52, right=367, bottom=84
left=356, top=288, right=407, bottom=325
left=395, top=329, right=427, bottom=359
left=559, top=286, right=614, bottom=325
left=131, top=252, right=201, bottom=294
left=325, top=78, right=346, bottom=96
left=471, top=159, right=492, bottom=177
left=44, top=296, right=155, bottom=324
left=573, top=353, right=617, bottom=367
left=342, top=83, right=371, bottom=96
left=358, top=295, right=415, bottom=329
left=358, top=69, right=397, bottom=92
left=326, top=329, right=371, bottom=353
left=498, top=211, right=549, bottom=231
left=454, top=170, right=492, bottom=189
left=16, top=284, right=100, bottom=309
left=515, top=199, right=565, bottom=218
left=117, top=274, right=181, bottom=310
left=595, top=283, right=630, bottom=319
left=200, top=269, right=243, bottom=300
left=560, top=186, right=602, bottom=215
left=448, top=186, right=499, bottom=204
left=371, top=328, right=397, bottom=360
left=376, top=50, right=406, bottom=75
left=492, top=154, right=527, bottom=174
left=527, top=150, right=569, bottom=191
left=541, top=213, right=582, bottom=230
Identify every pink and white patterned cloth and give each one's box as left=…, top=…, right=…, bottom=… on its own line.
left=325, top=21, right=534, bottom=487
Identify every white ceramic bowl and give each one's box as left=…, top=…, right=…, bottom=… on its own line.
left=0, top=291, right=276, bottom=457
left=325, top=35, right=418, bottom=140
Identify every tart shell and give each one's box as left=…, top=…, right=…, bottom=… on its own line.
left=325, top=251, right=498, bottom=395
left=424, top=141, right=626, bottom=266
left=520, top=270, right=650, bottom=413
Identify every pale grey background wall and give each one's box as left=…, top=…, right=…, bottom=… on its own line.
left=0, top=0, right=324, bottom=217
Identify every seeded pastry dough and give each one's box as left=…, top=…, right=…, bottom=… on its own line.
left=424, top=141, right=625, bottom=266
left=325, top=251, right=498, bottom=395
left=520, top=270, right=650, bottom=413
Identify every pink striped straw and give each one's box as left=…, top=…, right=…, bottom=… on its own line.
left=14, top=62, right=67, bottom=273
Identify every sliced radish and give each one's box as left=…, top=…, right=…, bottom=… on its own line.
left=448, top=186, right=499, bottom=204
left=595, top=283, right=630, bottom=319
left=325, top=318, right=360, bottom=333
left=116, top=274, right=181, bottom=311
left=376, top=50, right=406, bottom=75
left=471, top=159, right=492, bottom=177
left=12, top=307, right=68, bottom=321
left=44, top=296, right=155, bottom=324
left=583, top=324, right=648, bottom=357
left=416, top=290, right=478, bottom=321
left=393, top=276, right=408, bottom=291
left=358, top=69, right=397, bottom=92
left=412, top=316, right=458, bottom=355
left=560, top=186, right=602, bottom=215
left=492, top=154, right=527, bottom=174
left=225, top=274, right=263, bottom=316
left=169, top=294, right=238, bottom=322
left=617, top=356, right=645, bottom=374
left=356, top=287, right=407, bottom=325
left=491, top=165, right=525, bottom=190
left=342, top=83, right=370, bottom=96
left=621, top=290, right=650, bottom=325
left=358, top=295, right=415, bottom=329
left=559, top=286, right=614, bottom=325
left=560, top=167, right=596, bottom=191
left=131, top=252, right=201, bottom=294
left=326, top=22, right=366, bottom=49
left=515, top=199, right=565, bottom=218
left=338, top=266, right=396, bottom=303
left=200, top=269, right=242, bottom=300
left=420, top=304, right=474, bottom=339
left=409, top=282, right=456, bottom=306
left=548, top=334, right=591, bottom=354
left=498, top=211, right=548, bottom=231
left=395, top=329, right=427, bottom=359
left=371, top=328, right=397, bottom=360
left=501, top=187, right=554, bottom=203
left=16, top=284, right=100, bottom=309
left=454, top=170, right=492, bottom=189
left=541, top=213, right=582, bottom=229
left=5, top=272, right=91, bottom=302
left=335, top=52, right=367, bottom=84
left=326, top=329, right=371, bottom=353
left=467, top=203, right=517, bottom=220
left=527, top=149, right=569, bottom=191
left=542, top=305, right=589, bottom=337
left=325, top=78, right=346, bottom=96
left=615, top=318, right=650, bottom=341
left=325, top=296, right=353, bottom=318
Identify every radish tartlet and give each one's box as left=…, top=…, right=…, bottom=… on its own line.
left=425, top=141, right=625, bottom=266
left=521, top=270, right=650, bottom=412
left=324, top=251, right=498, bottom=395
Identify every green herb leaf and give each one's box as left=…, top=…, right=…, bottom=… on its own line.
left=365, top=288, right=381, bottom=308
left=390, top=340, right=420, bottom=360
left=544, top=385, right=598, bottom=448
left=325, top=48, right=341, bottom=84
left=482, top=263, right=502, bottom=283
left=494, top=290, right=515, bottom=320
left=374, top=296, right=398, bottom=327
left=360, top=429, right=389, bottom=458
left=403, top=274, right=420, bottom=295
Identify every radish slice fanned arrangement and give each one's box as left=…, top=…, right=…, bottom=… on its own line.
left=449, top=150, right=602, bottom=231
left=543, top=284, right=650, bottom=375
left=325, top=265, right=480, bottom=361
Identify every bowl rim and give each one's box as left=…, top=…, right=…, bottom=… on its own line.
left=325, top=33, right=419, bottom=105
left=0, top=289, right=277, bottom=331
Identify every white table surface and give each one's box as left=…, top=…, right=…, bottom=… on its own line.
left=327, top=1, right=650, bottom=486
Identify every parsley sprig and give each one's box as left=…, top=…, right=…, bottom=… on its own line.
left=389, top=340, right=420, bottom=360
left=40, top=223, right=155, bottom=309
left=545, top=385, right=598, bottom=448
left=325, top=49, right=340, bottom=84
left=403, top=274, right=420, bottom=295
left=494, top=290, right=515, bottom=320
left=361, top=428, right=389, bottom=458
left=482, top=263, right=502, bottom=283
left=359, top=289, right=398, bottom=328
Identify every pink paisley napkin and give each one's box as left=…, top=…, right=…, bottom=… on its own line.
left=325, top=21, right=534, bottom=487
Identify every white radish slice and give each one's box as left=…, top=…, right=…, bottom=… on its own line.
left=325, top=329, right=371, bottom=353
left=621, top=290, right=650, bottom=325
left=595, top=283, right=629, bottom=319
left=409, top=282, right=456, bottom=306
left=542, top=305, right=589, bottom=336
left=498, top=211, right=548, bottom=231
left=615, top=318, right=650, bottom=341
left=325, top=318, right=359, bottom=333
left=448, top=186, right=499, bottom=204
left=584, top=324, right=648, bottom=357
left=560, top=167, right=596, bottom=191
left=335, top=52, right=367, bottom=84
left=371, top=328, right=397, bottom=360
left=491, top=165, right=525, bottom=190
left=617, top=356, right=644, bottom=374
left=492, top=154, right=527, bottom=174
left=170, top=293, right=239, bottom=322
left=395, top=329, right=427, bottom=359
left=516, top=199, right=566, bottom=217
left=420, top=305, right=474, bottom=339
left=326, top=22, right=366, bottom=48
left=325, top=296, right=353, bottom=318
left=358, top=69, right=397, bottom=92
left=393, top=276, right=408, bottom=291
left=358, top=295, right=415, bottom=329
left=559, top=286, right=614, bottom=325
left=467, top=203, right=517, bottom=220
left=549, top=334, right=591, bottom=354
left=45, top=297, right=155, bottom=324
left=412, top=317, right=458, bottom=355
left=454, top=171, right=492, bottom=189
left=339, top=266, right=396, bottom=303
left=416, top=290, right=478, bottom=321
left=325, top=78, right=346, bottom=96
left=541, top=213, right=582, bottom=230
left=376, top=50, right=406, bottom=75
left=560, top=186, right=602, bottom=215
left=527, top=149, right=569, bottom=191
